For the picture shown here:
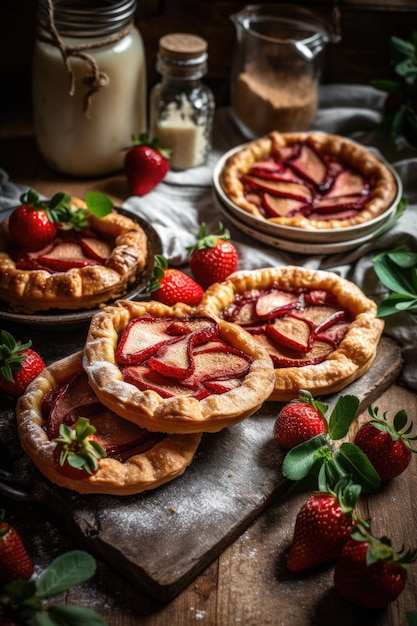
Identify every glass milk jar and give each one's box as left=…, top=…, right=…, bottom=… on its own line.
left=32, top=0, right=147, bottom=177
left=150, top=33, right=215, bottom=170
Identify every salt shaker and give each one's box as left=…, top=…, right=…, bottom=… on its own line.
left=150, top=33, right=215, bottom=170
left=32, top=0, right=147, bottom=177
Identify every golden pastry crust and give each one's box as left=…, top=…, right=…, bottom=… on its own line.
left=200, top=266, right=385, bottom=401
left=16, top=351, right=201, bottom=495
left=82, top=299, right=275, bottom=434
left=0, top=201, right=148, bottom=313
left=220, top=131, right=398, bottom=230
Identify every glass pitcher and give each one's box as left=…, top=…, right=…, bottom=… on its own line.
left=230, top=3, right=340, bottom=138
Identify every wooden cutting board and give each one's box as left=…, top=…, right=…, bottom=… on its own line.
left=0, top=333, right=403, bottom=601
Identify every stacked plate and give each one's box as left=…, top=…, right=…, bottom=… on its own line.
left=212, top=144, right=403, bottom=255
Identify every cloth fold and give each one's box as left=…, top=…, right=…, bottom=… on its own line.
left=1, top=84, right=416, bottom=389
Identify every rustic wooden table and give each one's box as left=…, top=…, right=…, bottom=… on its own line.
left=1, top=117, right=417, bottom=626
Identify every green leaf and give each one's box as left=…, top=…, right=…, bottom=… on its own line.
left=46, top=604, right=107, bottom=625
left=84, top=192, right=113, bottom=218
left=328, top=395, right=360, bottom=440
left=372, top=79, right=402, bottom=94
left=36, top=551, right=97, bottom=599
left=373, top=252, right=417, bottom=296
left=375, top=197, right=408, bottom=237
left=335, top=442, right=381, bottom=493
left=377, top=293, right=417, bottom=317
left=282, top=434, right=329, bottom=481
left=49, top=192, right=72, bottom=210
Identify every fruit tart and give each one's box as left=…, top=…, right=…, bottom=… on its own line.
left=200, top=266, right=385, bottom=401
left=82, top=299, right=275, bottom=434
left=0, top=191, right=149, bottom=313
left=220, top=131, right=398, bottom=229
left=16, top=351, right=201, bottom=495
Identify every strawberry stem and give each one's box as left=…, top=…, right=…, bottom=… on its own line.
left=0, top=330, right=31, bottom=382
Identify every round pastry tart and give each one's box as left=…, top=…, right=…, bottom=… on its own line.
left=220, top=131, right=398, bottom=230
left=16, top=351, right=201, bottom=495
left=0, top=194, right=149, bottom=312
left=200, top=266, right=385, bottom=401
left=82, top=299, right=275, bottom=434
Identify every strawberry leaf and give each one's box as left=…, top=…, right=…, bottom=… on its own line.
left=46, top=604, right=107, bottom=625
left=334, top=442, right=381, bottom=493
left=282, top=434, right=329, bottom=481
left=36, top=550, right=97, bottom=599
left=327, top=395, right=360, bottom=440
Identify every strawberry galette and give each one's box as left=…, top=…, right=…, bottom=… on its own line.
left=16, top=351, right=201, bottom=494
left=200, top=267, right=385, bottom=401
left=0, top=195, right=149, bottom=312
left=220, top=131, right=398, bottom=229
left=82, top=299, right=275, bottom=434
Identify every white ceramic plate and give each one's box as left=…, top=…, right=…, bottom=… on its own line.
left=212, top=142, right=403, bottom=244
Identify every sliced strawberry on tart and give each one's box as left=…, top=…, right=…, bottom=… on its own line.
left=200, top=266, right=384, bottom=401
left=0, top=190, right=149, bottom=313
left=82, top=299, right=275, bottom=434
left=16, top=351, right=201, bottom=495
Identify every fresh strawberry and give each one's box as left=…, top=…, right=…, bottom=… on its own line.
left=187, top=222, right=239, bottom=289
left=124, top=134, right=171, bottom=196
left=354, top=405, right=417, bottom=480
left=334, top=523, right=417, bottom=608
left=0, top=509, right=34, bottom=583
left=52, top=417, right=106, bottom=480
left=8, top=190, right=57, bottom=252
left=286, top=479, right=361, bottom=571
left=0, top=330, right=45, bottom=397
left=151, top=255, right=203, bottom=306
left=273, top=390, right=327, bottom=449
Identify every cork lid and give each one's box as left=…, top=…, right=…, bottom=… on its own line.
left=158, top=33, right=208, bottom=62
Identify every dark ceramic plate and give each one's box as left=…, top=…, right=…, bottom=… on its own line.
left=0, top=206, right=162, bottom=329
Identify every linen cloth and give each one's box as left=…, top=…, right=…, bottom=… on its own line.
left=1, top=84, right=416, bottom=389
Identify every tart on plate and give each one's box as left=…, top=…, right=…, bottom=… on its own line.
left=0, top=196, right=149, bottom=313
left=200, top=266, right=385, bottom=401
left=82, top=299, right=275, bottom=434
left=220, top=131, right=398, bottom=230
left=16, top=351, right=202, bottom=495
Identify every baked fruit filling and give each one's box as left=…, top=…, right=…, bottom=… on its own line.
left=116, top=314, right=253, bottom=400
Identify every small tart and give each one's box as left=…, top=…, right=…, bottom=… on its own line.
left=200, top=267, right=385, bottom=401
left=16, top=351, right=201, bottom=495
left=220, top=131, right=398, bottom=230
left=82, top=299, right=275, bottom=434
left=0, top=199, right=149, bottom=313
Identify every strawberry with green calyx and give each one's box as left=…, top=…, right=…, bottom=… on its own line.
left=0, top=330, right=45, bottom=398
left=354, top=405, right=417, bottom=480
left=53, top=417, right=106, bottom=479
left=287, top=478, right=361, bottom=572
left=274, top=389, right=328, bottom=449
left=281, top=391, right=381, bottom=494
left=150, top=255, right=204, bottom=306
left=186, top=222, right=239, bottom=289
left=124, top=134, right=171, bottom=196
left=0, top=510, right=34, bottom=583
left=0, top=550, right=106, bottom=625
left=334, top=521, right=417, bottom=609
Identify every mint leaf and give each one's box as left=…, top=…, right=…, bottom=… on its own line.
left=36, top=550, right=97, bottom=599
left=328, top=395, right=360, bottom=440
left=282, top=434, right=329, bottom=481
left=335, top=442, right=381, bottom=493
left=85, top=192, right=113, bottom=218
left=46, top=604, right=107, bottom=625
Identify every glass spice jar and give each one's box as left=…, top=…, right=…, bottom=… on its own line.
left=150, top=33, right=215, bottom=170
left=32, top=0, right=147, bottom=177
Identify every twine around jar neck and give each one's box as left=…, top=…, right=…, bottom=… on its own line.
left=38, top=0, right=134, bottom=117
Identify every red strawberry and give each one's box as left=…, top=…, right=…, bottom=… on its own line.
left=52, top=417, right=106, bottom=480
left=354, top=405, right=417, bottom=480
left=8, top=190, right=57, bottom=252
left=0, top=509, right=34, bottom=582
left=273, top=390, right=327, bottom=449
left=286, top=479, right=361, bottom=571
left=334, top=523, right=417, bottom=608
left=187, top=222, right=239, bottom=289
left=124, top=134, right=171, bottom=196
left=0, top=330, right=45, bottom=397
left=151, top=255, right=203, bottom=306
